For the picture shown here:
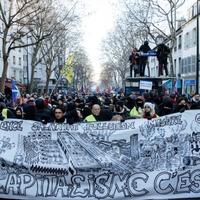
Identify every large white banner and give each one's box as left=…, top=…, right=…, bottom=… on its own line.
left=0, top=110, right=200, bottom=199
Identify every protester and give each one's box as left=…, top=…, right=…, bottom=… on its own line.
left=65, top=102, right=82, bottom=124
left=190, top=93, right=200, bottom=110
left=156, top=43, right=170, bottom=77
left=129, top=47, right=140, bottom=77
left=0, top=101, right=15, bottom=120
left=15, top=106, right=24, bottom=119
left=113, top=100, right=128, bottom=121
left=53, top=106, right=66, bottom=123
left=85, top=103, right=112, bottom=122
left=139, top=41, right=151, bottom=76
left=34, top=98, right=53, bottom=123
left=142, top=102, right=158, bottom=120
left=173, top=96, right=189, bottom=113
left=158, top=96, right=173, bottom=116
left=129, top=96, right=144, bottom=118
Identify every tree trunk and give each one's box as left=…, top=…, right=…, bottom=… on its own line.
left=28, top=45, right=40, bottom=93
left=122, top=77, right=126, bottom=91
left=0, top=28, right=9, bottom=94
left=0, top=55, right=9, bottom=94
left=45, top=69, right=51, bottom=94
left=169, top=52, right=175, bottom=77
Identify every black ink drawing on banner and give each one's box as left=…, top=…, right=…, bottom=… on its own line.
left=14, top=132, right=73, bottom=176
left=8, top=114, right=200, bottom=182
left=0, top=136, right=15, bottom=154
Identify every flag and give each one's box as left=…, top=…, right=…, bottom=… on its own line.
left=61, top=54, right=74, bottom=84
left=12, top=80, right=20, bottom=102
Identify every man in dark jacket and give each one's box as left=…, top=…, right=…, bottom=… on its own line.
left=35, top=98, right=53, bottom=123
left=190, top=93, right=200, bottom=110
left=157, top=43, right=170, bottom=76
left=139, top=41, right=151, bottom=76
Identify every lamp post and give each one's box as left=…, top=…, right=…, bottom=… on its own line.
left=196, top=0, right=199, bottom=94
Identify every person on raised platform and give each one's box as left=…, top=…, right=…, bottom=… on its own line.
left=156, top=43, right=170, bottom=77
left=139, top=41, right=151, bottom=77
left=129, top=48, right=140, bottom=77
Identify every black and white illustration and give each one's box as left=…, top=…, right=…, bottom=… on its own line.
left=0, top=111, right=200, bottom=199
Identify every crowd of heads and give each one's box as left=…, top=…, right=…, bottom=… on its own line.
left=0, top=90, right=199, bottom=124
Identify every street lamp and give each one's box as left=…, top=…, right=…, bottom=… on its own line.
left=196, top=0, right=200, bottom=94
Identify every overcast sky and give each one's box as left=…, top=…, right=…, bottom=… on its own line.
left=80, top=0, right=119, bottom=83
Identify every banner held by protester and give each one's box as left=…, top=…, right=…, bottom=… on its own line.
left=0, top=110, right=199, bottom=199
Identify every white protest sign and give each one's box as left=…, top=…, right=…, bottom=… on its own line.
left=139, top=80, right=153, bottom=90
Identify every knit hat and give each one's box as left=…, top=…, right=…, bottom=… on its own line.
left=144, top=102, right=154, bottom=110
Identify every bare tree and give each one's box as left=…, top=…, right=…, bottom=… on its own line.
left=27, top=1, right=80, bottom=93
left=101, top=24, right=132, bottom=89
left=100, top=64, right=118, bottom=90
left=0, top=0, right=52, bottom=93
left=72, top=48, right=93, bottom=91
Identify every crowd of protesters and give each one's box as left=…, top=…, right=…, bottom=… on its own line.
left=0, top=91, right=199, bottom=124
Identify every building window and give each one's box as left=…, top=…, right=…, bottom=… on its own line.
left=192, top=28, right=197, bottom=46
left=174, top=39, right=177, bottom=52
left=23, top=55, right=26, bottom=61
left=184, top=32, right=190, bottom=49
left=192, top=55, right=196, bottom=72
left=178, top=57, right=181, bottom=74
left=19, top=57, right=22, bottom=65
left=188, top=57, right=192, bottom=72
left=13, top=56, right=16, bottom=65
left=178, top=35, right=182, bottom=49
left=13, top=69, right=16, bottom=79
left=174, top=59, right=177, bottom=74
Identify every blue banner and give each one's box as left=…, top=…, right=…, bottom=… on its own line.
left=12, top=80, right=20, bottom=102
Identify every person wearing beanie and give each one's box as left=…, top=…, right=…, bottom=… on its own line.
left=142, top=102, right=158, bottom=120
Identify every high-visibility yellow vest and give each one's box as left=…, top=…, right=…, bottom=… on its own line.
left=2, top=108, right=8, bottom=119
left=130, top=107, right=142, bottom=117
left=85, top=114, right=96, bottom=122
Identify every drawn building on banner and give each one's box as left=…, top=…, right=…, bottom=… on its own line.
left=11, top=117, right=200, bottom=176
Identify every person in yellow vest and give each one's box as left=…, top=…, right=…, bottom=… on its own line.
left=85, top=104, right=101, bottom=122
left=129, top=96, right=144, bottom=118
left=0, top=102, right=15, bottom=120
left=85, top=103, right=113, bottom=122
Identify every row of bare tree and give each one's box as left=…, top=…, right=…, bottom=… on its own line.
left=100, top=0, right=185, bottom=89
left=0, top=0, right=93, bottom=94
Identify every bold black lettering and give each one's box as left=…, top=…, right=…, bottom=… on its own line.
left=127, top=173, right=149, bottom=196
left=154, top=172, right=174, bottom=194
